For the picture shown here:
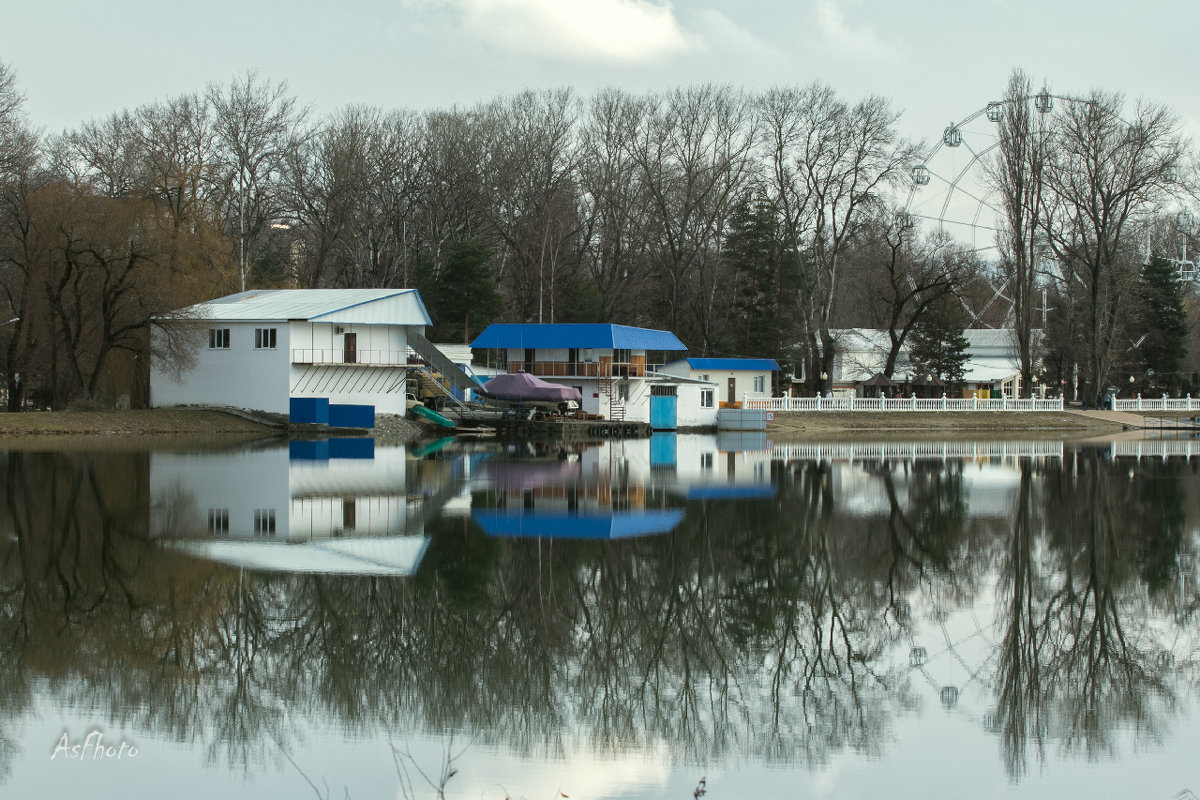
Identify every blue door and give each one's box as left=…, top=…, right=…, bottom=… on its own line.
left=650, top=395, right=677, bottom=430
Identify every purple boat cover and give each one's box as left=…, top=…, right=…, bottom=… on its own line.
left=481, top=370, right=583, bottom=402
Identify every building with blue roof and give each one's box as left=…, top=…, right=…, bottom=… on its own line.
left=659, top=357, right=780, bottom=407
left=471, top=322, right=718, bottom=428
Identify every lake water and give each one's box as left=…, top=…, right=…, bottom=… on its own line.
left=1, top=433, right=1198, bottom=799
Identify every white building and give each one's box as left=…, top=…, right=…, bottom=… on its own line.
left=151, top=289, right=433, bottom=416
left=824, top=328, right=1038, bottom=398
left=659, top=357, right=780, bottom=407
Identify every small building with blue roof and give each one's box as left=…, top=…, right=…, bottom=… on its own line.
left=659, top=357, right=780, bottom=407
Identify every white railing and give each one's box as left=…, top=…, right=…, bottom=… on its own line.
left=291, top=349, right=410, bottom=366
left=744, top=394, right=1066, bottom=412
left=1112, top=394, right=1200, bottom=412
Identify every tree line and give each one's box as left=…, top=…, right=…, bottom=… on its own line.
left=0, top=63, right=1195, bottom=408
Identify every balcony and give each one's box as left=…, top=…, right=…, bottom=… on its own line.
left=509, top=361, right=650, bottom=379
left=291, top=349, right=413, bottom=367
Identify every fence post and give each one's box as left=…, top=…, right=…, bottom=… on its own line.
left=1137, top=393, right=1142, bottom=411
left=816, top=393, right=821, bottom=411
left=942, top=393, right=947, bottom=410
left=849, top=395, right=855, bottom=411
left=912, top=393, right=917, bottom=410
left=973, top=395, right=978, bottom=410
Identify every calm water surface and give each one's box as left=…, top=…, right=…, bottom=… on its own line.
left=1, top=434, right=1198, bottom=799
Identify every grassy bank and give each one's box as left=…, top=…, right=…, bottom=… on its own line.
left=0, top=408, right=282, bottom=436
left=765, top=410, right=1126, bottom=438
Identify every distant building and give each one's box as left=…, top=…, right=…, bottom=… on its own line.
left=822, top=328, right=1039, bottom=398
left=470, top=323, right=718, bottom=429
left=151, top=289, right=434, bottom=416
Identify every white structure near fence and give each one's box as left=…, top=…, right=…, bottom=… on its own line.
left=151, top=288, right=433, bottom=415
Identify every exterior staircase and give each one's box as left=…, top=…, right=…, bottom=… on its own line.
left=599, top=372, right=626, bottom=421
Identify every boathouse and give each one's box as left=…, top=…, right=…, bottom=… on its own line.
left=469, top=323, right=718, bottom=429
left=150, top=289, right=436, bottom=419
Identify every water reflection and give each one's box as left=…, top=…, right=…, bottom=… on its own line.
left=0, top=437, right=1197, bottom=794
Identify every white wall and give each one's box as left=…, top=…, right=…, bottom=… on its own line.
left=659, top=362, right=775, bottom=402
left=151, top=322, right=293, bottom=413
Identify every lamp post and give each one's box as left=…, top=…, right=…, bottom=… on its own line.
left=819, top=371, right=828, bottom=397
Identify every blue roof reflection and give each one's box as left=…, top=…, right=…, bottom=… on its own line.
left=684, top=485, right=777, bottom=500
left=473, top=509, right=685, bottom=540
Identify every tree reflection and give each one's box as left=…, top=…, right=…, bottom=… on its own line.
left=992, top=453, right=1188, bottom=778
left=0, top=444, right=1196, bottom=785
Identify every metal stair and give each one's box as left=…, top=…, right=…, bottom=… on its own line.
left=599, top=372, right=626, bottom=421
left=406, top=332, right=487, bottom=418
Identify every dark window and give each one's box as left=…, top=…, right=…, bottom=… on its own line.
left=255, top=328, right=277, bottom=349
left=208, top=328, right=230, bottom=349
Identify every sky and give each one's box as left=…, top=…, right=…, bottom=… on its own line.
left=2, top=0, right=1198, bottom=148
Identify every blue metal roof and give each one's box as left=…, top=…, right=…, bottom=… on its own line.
left=471, top=324, right=687, bottom=351
left=684, top=358, right=780, bottom=371
left=472, top=509, right=685, bottom=539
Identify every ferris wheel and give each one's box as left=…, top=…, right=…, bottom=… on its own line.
left=900, top=91, right=1069, bottom=328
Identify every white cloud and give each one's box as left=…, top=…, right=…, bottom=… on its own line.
left=812, top=0, right=899, bottom=62
left=442, top=0, right=696, bottom=64
left=692, top=8, right=786, bottom=61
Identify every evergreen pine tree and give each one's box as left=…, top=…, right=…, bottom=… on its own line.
left=909, top=296, right=970, bottom=388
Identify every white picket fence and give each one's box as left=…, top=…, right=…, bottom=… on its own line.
left=745, top=393, right=1200, bottom=413
left=744, top=395, right=1066, bottom=412
left=1112, top=395, right=1200, bottom=412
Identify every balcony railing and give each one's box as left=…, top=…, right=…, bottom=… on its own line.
left=291, top=349, right=412, bottom=366
left=509, top=362, right=648, bottom=378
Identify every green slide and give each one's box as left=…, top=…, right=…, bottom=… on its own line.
left=410, top=403, right=456, bottom=428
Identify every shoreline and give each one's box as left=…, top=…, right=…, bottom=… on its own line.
left=0, top=408, right=1181, bottom=446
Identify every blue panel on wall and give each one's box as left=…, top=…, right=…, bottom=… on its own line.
left=290, top=397, right=330, bottom=424
left=329, top=404, right=375, bottom=429
left=329, top=437, right=375, bottom=460
left=650, top=396, right=678, bottom=430
left=290, top=440, right=330, bottom=461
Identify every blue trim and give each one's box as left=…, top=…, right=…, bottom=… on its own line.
left=682, top=358, right=780, bottom=371
left=471, top=323, right=687, bottom=352
left=472, top=509, right=685, bottom=539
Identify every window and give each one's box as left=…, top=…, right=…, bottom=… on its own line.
left=699, top=374, right=709, bottom=382
left=650, top=385, right=676, bottom=396
left=208, top=508, right=229, bottom=534
left=753, top=375, right=765, bottom=393
left=701, top=389, right=714, bottom=408
left=255, top=328, right=277, bottom=349
left=208, top=328, right=230, bottom=349
left=701, top=452, right=713, bottom=470
left=254, top=509, right=276, bottom=536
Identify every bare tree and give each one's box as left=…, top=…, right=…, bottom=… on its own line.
left=576, top=88, right=656, bottom=322
left=624, top=85, right=755, bottom=341
left=989, top=70, right=1053, bottom=396
left=761, top=84, right=920, bottom=391
left=208, top=71, right=307, bottom=292
left=1042, top=91, right=1187, bottom=399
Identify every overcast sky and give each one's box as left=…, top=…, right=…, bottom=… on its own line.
left=3, top=0, right=1198, bottom=146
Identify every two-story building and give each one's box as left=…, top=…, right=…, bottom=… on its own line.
left=469, top=323, right=719, bottom=429
left=150, top=289, right=434, bottom=417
